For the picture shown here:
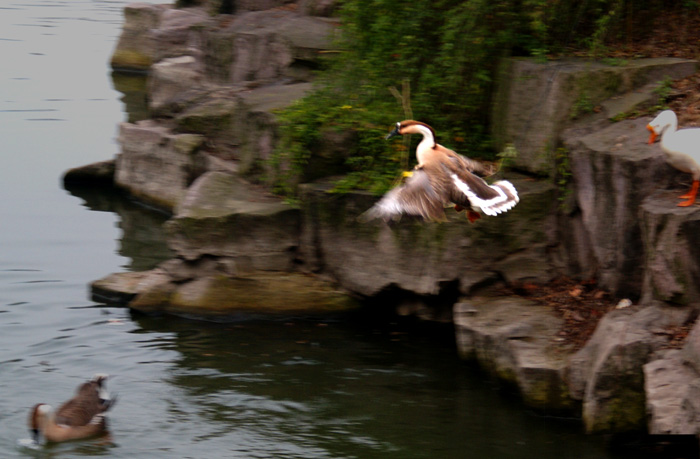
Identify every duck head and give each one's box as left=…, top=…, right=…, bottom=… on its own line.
left=385, top=121, right=437, bottom=145
left=647, top=110, right=677, bottom=144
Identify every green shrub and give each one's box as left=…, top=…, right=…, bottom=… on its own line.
left=273, top=0, right=697, bottom=196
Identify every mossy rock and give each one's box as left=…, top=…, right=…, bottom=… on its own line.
left=110, top=49, right=153, bottom=72
left=132, top=272, right=359, bottom=316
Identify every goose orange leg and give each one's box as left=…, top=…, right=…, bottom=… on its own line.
left=467, top=210, right=481, bottom=223
left=678, top=180, right=699, bottom=207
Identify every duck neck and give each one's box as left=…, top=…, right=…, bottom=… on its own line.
left=413, top=124, right=436, bottom=166
left=661, top=118, right=678, bottom=142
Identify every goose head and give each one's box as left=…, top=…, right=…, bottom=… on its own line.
left=385, top=120, right=437, bottom=146
left=28, top=403, right=52, bottom=443
left=647, top=110, right=678, bottom=144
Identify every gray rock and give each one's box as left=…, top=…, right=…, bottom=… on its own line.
left=110, top=3, right=168, bottom=71
left=91, top=269, right=171, bottom=305
left=644, top=350, right=700, bottom=435
left=562, top=116, right=684, bottom=297
left=299, top=176, right=554, bottom=297
left=454, top=296, right=574, bottom=410
left=492, top=57, right=697, bottom=176
left=111, top=5, right=211, bottom=72
left=148, top=56, right=206, bottom=112
left=298, top=0, right=338, bottom=17
left=202, top=11, right=337, bottom=84
left=682, top=320, right=700, bottom=375
left=640, top=193, right=700, bottom=305
left=165, top=171, right=300, bottom=265
left=116, top=120, right=205, bottom=210
left=566, top=304, right=693, bottom=433
left=149, top=7, right=210, bottom=62
left=234, top=83, right=313, bottom=178
left=63, top=160, right=115, bottom=186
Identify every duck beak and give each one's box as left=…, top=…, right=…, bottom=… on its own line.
left=386, top=125, right=400, bottom=140
left=647, top=124, right=657, bottom=144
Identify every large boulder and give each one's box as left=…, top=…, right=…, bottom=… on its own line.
left=164, top=171, right=300, bottom=268
left=110, top=3, right=168, bottom=71
left=640, top=193, right=700, bottom=305
left=561, top=116, right=685, bottom=298
left=116, top=120, right=205, bottom=210
left=454, top=297, right=575, bottom=411
left=110, top=4, right=211, bottom=71
left=299, top=176, right=555, bottom=298
left=644, top=349, right=700, bottom=435
left=234, top=82, right=313, bottom=178
left=202, top=10, right=337, bottom=84
left=643, top=322, right=700, bottom=435
left=148, top=55, right=207, bottom=113
left=566, top=304, right=693, bottom=433
left=492, top=58, right=697, bottom=176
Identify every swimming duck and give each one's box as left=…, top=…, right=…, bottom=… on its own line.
left=29, top=374, right=115, bottom=443
left=360, top=120, right=519, bottom=222
left=647, top=110, right=700, bottom=207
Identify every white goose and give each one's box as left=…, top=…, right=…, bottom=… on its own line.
left=647, top=110, right=700, bottom=207
left=360, top=120, right=519, bottom=222
left=29, top=374, right=116, bottom=443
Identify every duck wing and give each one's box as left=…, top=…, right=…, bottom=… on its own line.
left=441, top=159, right=519, bottom=216
left=440, top=147, right=495, bottom=177
left=663, top=128, right=700, bottom=160
left=359, top=168, right=448, bottom=222
left=54, top=379, right=113, bottom=427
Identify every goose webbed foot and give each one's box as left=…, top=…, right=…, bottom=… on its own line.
left=678, top=180, right=699, bottom=207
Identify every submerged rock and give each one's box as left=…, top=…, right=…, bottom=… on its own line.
left=63, top=160, right=115, bottom=186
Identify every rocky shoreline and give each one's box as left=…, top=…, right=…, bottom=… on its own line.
left=66, top=0, right=700, bottom=440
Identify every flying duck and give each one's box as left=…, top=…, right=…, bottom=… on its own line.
left=360, top=120, right=519, bottom=222
left=647, top=110, right=700, bottom=207
left=29, top=374, right=116, bottom=444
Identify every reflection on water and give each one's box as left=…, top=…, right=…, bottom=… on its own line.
left=129, top=314, right=616, bottom=459
left=111, top=72, right=150, bottom=124
left=65, top=184, right=172, bottom=271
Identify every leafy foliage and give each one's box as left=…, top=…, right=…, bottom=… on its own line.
left=273, top=0, right=699, bottom=196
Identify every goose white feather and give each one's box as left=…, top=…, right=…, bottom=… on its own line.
left=647, top=110, right=700, bottom=206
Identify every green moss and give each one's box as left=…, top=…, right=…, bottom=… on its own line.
left=521, top=373, right=576, bottom=412
left=173, top=134, right=205, bottom=155
left=169, top=273, right=360, bottom=315
left=110, top=49, right=153, bottom=71
left=585, top=389, right=646, bottom=433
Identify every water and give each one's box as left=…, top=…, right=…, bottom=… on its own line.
left=0, top=1, right=624, bottom=457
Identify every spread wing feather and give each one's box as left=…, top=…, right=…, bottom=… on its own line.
left=359, top=168, right=448, bottom=221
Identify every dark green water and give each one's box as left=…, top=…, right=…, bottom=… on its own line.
left=0, top=1, right=627, bottom=457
